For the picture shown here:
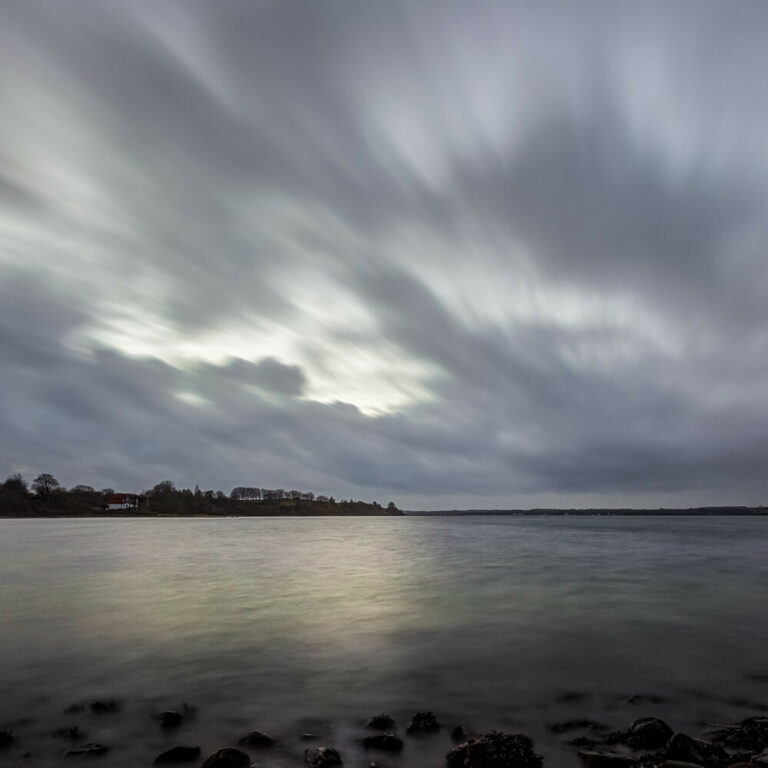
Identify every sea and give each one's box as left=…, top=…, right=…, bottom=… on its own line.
left=1, top=515, right=767, bottom=766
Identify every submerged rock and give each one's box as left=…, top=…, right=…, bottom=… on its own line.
left=446, top=731, right=543, bottom=768
left=407, top=711, right=440, bottom=734
left=304, top=746, right=343, bottom=767
left=367, top=714, right=395, bottom=730
left=65, top=743, right=109, bottom=757
left=549, top=720, right=609, bottom=735
left=159, top=711, right=183, bottom=729
left=201, top=748, right=250, bottom=768
left=66, top=700, right=120, bottom=715
left=0, top=730, right=14, bottom=747
left=363, top=733, right=403, bottom=752
left=54, top=727, right=85, bottom=740
left=577, top=751, right=637, bottom=768
left=154, top=746, right=201, bottom=764
left=238, top=730, right=276, bottom=747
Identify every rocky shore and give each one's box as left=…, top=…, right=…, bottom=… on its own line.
left=2, top=700, right=768, bottom=768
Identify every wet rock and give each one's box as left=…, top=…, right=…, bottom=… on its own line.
left=54, top=727, right=85, bottom=740
left=754, top=749, right=768, bottom=765
left=0, top=730, right=14, bottom=747
left=446, top=731, right=543, bottom=768
left=367, top=714, right=395, bottom=730
left=709, top=717, right=768, bottom=752
left=201, top=748, right=250, bottom=768
left=363, top=733, right=403, bottom=752
left=658, top=732, right=736, bottom=768
left=65, top=743, right=109, bottom=757
left=159, top=711, right=183, bottom=729
left=625, top=717, right=674, bottom=750
left=407, top=711, right=440, bottom=734
left=577, top=751, right=637, bottom=768
left=452, top=725, right=469, bottom=742
left=238, top=730, right=276, bottom=747
left=301, top=733, right=316, bottom=740
left=304, top=746, right=342, bottom=767
left=657, top=762, right=706, bottom=768
left=154, top=746, right=201, bottom=764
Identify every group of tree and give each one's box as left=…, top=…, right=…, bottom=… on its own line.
left=0, top=474, right=401, bottom=517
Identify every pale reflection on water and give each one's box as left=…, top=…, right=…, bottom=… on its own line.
left=1, top=516, right=768, bottom=767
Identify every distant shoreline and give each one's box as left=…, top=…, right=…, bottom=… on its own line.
left=408, top=506, right=768, bottom=516
left=2, top=506, right=767, bottom=518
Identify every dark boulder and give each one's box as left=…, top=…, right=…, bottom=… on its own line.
left=577, top=751, right=638, bottom=768
left=159, top=711, right=183, bottom=729
left=154, top=746, right=201, bottom=764
left=201, top=748, right=250, bottom=768
left=656, top=732, right=737, bottom=768
left=446, top=731, right=543, bottom=768
left=363, top=733, right=403, bottom=752
left=407, top=711, right=440, bottom=734
left=304, top=747, right=342, bottom=767
left=65, top=743, right=109, bottom=757
left=368, top=714, right=395, bottom=730
left=0, top=730, right=14, bottom=747
left=238, top=730, right=276, bottom=747
left=709, top=717, right=768, bottom=752
left=625, top=717, right=674, bottom=750
left=452, top=725, right=469, bottom=742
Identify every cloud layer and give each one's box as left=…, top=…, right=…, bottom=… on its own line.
left=2, top=1, right=768, bottom=508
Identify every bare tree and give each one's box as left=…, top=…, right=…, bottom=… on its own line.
left=32, top=473, right=60, bottom=497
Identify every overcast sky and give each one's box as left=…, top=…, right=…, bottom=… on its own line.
left=2, top=1, right=768, bottom=509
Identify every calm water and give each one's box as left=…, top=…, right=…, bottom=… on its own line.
left=1, top=516, right=767, bottom=767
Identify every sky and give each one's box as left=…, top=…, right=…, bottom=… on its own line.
left=1, top=1, right=768, bottom=509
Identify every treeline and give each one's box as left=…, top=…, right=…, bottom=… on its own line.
left=0, top=474, right=402, bottom=517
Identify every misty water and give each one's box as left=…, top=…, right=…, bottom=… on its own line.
left=1, top=515, right=767, bottom=767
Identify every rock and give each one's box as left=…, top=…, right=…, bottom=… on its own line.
left=301, top=733, right=316, bottom=740
left=66, top=700, right=120, bottom=715
left=452, top=725, right=469, bottom=742
left=446, top=732, right=543, bottom=768
left=201, top=748, right=250, bottom=768
left=65, top=743, right=109, bottom=757
left=753, top=749, right=768, bottom=765
left=657, top=762, right=705, bottom=768
left=238, top=730, right=276, bottom=747
left=657, top=732, right=733, bottom=768
left=625, top=694, right=666, bottom=705
left=154, top=746, right=201, bottom=764
left=406, top=711, right=440, bottom=734
left=304, top=747, right=343, bottom=767
left=54, top=727, right=85, bottom=740
left=367, top=714, right=395, bottom=730
left=709, top=717, right=768, bottom=752
left=0, top=730, right=14, bottom=747
left=577, top=751, right=637, bottom=768
left=159, top=711, right=184, bottom=729
left=363, top=733, right=403, bottom=752
left=625, top=717, right=674, bottom=750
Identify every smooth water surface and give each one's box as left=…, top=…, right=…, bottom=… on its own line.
left=1, top=516, right=767, bottom=766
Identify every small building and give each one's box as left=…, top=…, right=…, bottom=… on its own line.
left=106, top=493, right=140, bottom=511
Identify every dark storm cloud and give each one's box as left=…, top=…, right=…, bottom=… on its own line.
left=2, top=0, right=768, bottom=507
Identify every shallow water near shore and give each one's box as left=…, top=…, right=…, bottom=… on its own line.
left=1, top=515, right=768, bottom=766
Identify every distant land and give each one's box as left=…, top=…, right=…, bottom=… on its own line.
left=0, top=475, right=402, bottom=517
left=408, top=506, right=768, bottom=516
